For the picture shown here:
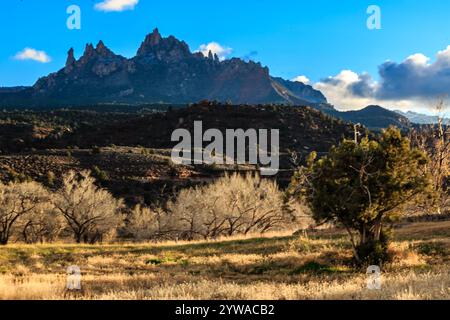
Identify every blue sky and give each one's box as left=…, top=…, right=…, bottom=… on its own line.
left=1, top=0, right=449, bottom=112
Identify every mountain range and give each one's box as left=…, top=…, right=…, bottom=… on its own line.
left=0, top=28, right=427, bottom=130
left=0, top=28, right=327, bottom=107
left=395, top=110, right=450, bottom=125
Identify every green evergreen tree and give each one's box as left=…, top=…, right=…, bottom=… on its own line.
left=289, top=127, right=432, bottom=265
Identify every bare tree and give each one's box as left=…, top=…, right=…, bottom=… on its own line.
left=409, top=98, right=449, bottom=214
left=166, top=173, right=299, bottom=240
left=123, top=205, right=169, bottom=241
left=53, top=171, right=123, bottom=244
left=166, top=187, right=221, bottom=240
left=0, top=181, right=49, bottom=245
left=17, top=205, right=64, bottom=244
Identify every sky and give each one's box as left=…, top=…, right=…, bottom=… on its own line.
left=0, top=0, right=449, bottom=113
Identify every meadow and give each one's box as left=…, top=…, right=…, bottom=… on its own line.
left=0, top=221, right=449, bottom=300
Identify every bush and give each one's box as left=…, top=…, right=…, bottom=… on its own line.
left=53, top=171, right=123, bottom=244
left=122, top=205, right=168, bottom=241
left=290, top=127, right=431, bottom=265
left=92, top=165, right=109, bottom=183
left=0, top=181, right=50, bottom=245
left=166, top=173, right=299, bottom=240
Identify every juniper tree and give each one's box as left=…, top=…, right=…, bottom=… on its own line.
left=290, top=127, right=432, bottom=264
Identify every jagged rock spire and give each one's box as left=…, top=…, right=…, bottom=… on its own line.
left=95, top=40, right=115, bottom=57
left=136, top=28, right=192, bottom=61
left=208, top=50, right=214, bottom=60
left=148, top=28, right=162, bottom=46
left=137, top=28, right=162, bottom=56
left=64, top=48, right=76, bottom=74
left=65, top=48, right=76, bottom=67
left=84, top=43, right=95, bottom=57
left=96, top=40, right=106, bottom=52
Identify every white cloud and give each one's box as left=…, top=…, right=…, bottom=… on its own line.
left=313, top=70, right=424, bottom=112
left=406, top=53, right=430, bottom=66
left=436, top=45, right=450, bottom=62
left=314, top=70, right=381, bottom=110
left=14, top=48, right=51, bottom=63
left=292, top=75, right=310, bottom=84
left=311, top=45, right=450, bottom=113
left=198, top=42, right=232, bottom=61
left=95, top=0, right=139, bottom=12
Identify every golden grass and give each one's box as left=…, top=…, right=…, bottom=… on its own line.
left=0, top=222, right=449, bottom=300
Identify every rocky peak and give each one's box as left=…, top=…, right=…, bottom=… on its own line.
left=65, top=48, right=76, bottom=67
left=64, top=48, right=76, bottom=74
left=84, top=43, right=95, bottom=57
left=137, top=28, right=162, bottom=56
left=95, top=40, right=114, bottom=57
left=77, top=43, right=95, bottom=65
left=136, top=28, right=191, bottom=61
left=149, top=28, right=162, bottom=45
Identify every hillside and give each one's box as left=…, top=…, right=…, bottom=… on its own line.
left=0, top=102, right=357, bottom=204
left=326, top=105, right=411, bottom=131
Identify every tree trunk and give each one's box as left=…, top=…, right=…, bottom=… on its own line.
left=0, top=231, right=10, bottom=245
left=0, top=237, right=8, bottom=245
left=373, top=218, right=382, bottom=241
left=74, top=233, right=82, bottom=244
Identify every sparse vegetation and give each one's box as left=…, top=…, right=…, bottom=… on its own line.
left=0, top=221, right=448, bottom=300
left=0, top=105, right=448, bottom=300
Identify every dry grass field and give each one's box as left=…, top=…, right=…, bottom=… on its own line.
left=0, top=221, right=449, bottom=300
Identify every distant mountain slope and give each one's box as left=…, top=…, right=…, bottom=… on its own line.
left=0, top=87, right=28, bottom=93
left=270, top=77, right=327, bottom=104
left=395, top=110, right=450, bottom=125
left=0, top=28, right=325, bottom=108
left=319, top=105, right=411, bottom=131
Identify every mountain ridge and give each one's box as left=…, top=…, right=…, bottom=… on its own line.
left=0, top=28, right=326, bottom=108
left=395, top=110, right=450, bottom=125
left=0, top=28, right=417, bottom=131
left=327, top=105, right=411, bottom=130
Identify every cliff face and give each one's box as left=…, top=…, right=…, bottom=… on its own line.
left=0, top=28, right=326, bottom=107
